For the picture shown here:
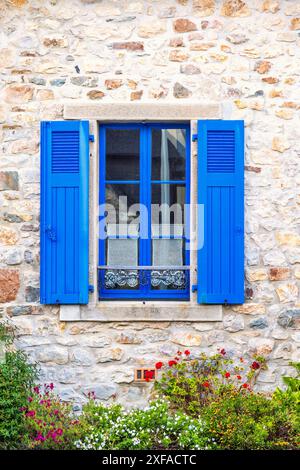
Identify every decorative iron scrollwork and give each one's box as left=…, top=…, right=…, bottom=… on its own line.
left=151, top=270, right=187, bottom=289
left=101, top=268, right=187, bottom=290
left=104, top=270, right=139, bottom=289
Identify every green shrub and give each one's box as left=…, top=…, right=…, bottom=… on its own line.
left=200, top=389, right=298, bottom=449
left=76, top=399, right=216, bottom=450
left=0, top=322, right=38, bottom=449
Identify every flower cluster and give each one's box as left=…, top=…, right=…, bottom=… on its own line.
left=153, top=348, right=266, bottom=415
left=21, top=384, right=80, bottom=449
left=76, top=400, right=217, bottom=451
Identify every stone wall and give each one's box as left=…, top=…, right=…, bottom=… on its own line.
left=0, top=0, right=300, bottom=406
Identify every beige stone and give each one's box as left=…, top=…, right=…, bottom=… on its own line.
left=269, top=88, right=283, bottom=98
left=276, top=283, right=298, bottom=303
left=276, top=32, right=296, bottom=42
left=272, top=136, right=290, bottom=153
left=276, top=232, right=300, bottom=246
left=246, top=269, right=268, bottom=282
left=192, top=0, right=215, bottom=16
left=254, top=60, right=272, bottom=74
left=87, top=90, right=105, bottom=100
left=169, top=50, right=189, bottom=62
left=0, top=227, right=18, bottom=245
left=43, top=37, right=68, bottom=48
left=262, top=76, right=279, bottom=84
left=130, top=90, right=143, bottom=101
left=0, top=269, right=20, bottom=303
left=105, top=80, right=123, bottom=90
left=275, top=109, right=294, bottom=120
left=261, top=0, right=280, bottom=13
left=190, top=42, right=215, bottom=51
left=171, top=333, right=201, bottom=346
left=0, top=48, right=15, bottom=68
left=36, top=89, right=54, bottom=101
left=290, top=18, right=300, bottom=30
left=138, top=21, right=166, bottom=38
left=11, top=139, right=39, bottom=154
left=3, top=85, right=33, bottom=104
left=173, top=19, right=197, bottom=33
left=294, top=270, right=300, bottom=280
left=233, top=304, right=266, bottom=315
left=221, top=0, right=250, bottom=17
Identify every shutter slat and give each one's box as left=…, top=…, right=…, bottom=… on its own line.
left=197, top=120, right=244, bottom=304
left=40, top=120, right=89, bottom=304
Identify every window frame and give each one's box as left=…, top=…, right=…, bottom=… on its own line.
left=98, top=122, right=191, bottom=300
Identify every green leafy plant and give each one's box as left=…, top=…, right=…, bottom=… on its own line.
left=0, top=322, right=38, bottom=449
left=76, top=399, right=216, bottom=450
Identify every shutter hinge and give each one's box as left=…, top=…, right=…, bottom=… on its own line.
left=88, top=284, right=94, bottom=293
left=89, top=134, right=95, bottom=142
left=192, top=284, right=198, bottom=292
left=192, top=133, right=198, bottom=142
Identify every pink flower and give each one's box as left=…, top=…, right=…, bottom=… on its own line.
left=49, top=383, right=54, bottom=390
left=33, top=386, right=40, bottom=394
left=220, top=348, right=226, bottom=356
left=56, top=428, right=63, bottom=436
left=26, top=410, right=36, bottom=418
left=28, top=397, right=33, bottom=403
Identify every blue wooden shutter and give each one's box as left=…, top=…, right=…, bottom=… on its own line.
left=197, top=120, right=244, bottom=304
left=40, top=121, right=89, bottom=304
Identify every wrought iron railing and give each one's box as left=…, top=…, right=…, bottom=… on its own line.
left=98, top=266, right=190, bottom=290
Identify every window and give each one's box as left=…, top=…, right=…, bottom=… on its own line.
left=98, top=123, right=190, bottom=300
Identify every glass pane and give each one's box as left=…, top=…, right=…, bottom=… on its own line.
left=105, top=184, right=140, bottom=224
left=106, top=129, right=140, bottom=180
left=105, top=239, right=139, bottom=290
left=152, top=239, right=183, bottom=266
left=151, top=183, right=185, bottom=228
left=152, top=128, right=186, bottom=181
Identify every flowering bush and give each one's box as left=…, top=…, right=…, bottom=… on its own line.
left=153, top=349, right=265, bottom=415
left=21, top=384, right=81, bottom=449
left=76, top=399, right=216, bottom=450
left=153, top=350, right=299, bottom=449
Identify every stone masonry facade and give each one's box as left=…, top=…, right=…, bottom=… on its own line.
left=0, top=0, right=300, bottom=406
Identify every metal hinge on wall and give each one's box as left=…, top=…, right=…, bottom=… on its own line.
left=192, top=133, right=198, bottom=142
left=89, top=134, right=95, bottom=142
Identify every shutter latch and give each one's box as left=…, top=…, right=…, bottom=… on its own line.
left=89, top=134, right=95, bottom=142
left=192, top=284, right=198, bottom=292
left=45, top=225, right=56, bottom=241
left=88, top=284, right=94, bottom=293
left=192, top=133, right=198, bottom=142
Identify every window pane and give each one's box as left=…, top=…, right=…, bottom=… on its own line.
left=106, top=129, right=140, bottom=180
left=152, top=129, right=186, bottom=181
left=105, top=184, right=139, bottom=224
left=151, top=183, right=185, bottom=228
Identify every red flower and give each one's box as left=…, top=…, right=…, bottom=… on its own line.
left=224, top=372, right=230, bottom=379
left=49, top=383, right=54, bottom=390
left=144, top=370, right=155, bottom=381
left=251, top=361, right=260, bottom=370
left=220, top=348, right=226, bottom=356
left=237, top=375, right=242, bottom=380
left=33, top=386, right=40, bottom=394
left=240, top=357, right=244, bottom=363
left=177, top=351, right=182, bottom=356
left=184, top=350, right=190, bottom=356
left=168, top=360, right=177, bottom=367
left=242, top=383, right=249, bottom=389
left=155, top=361, right=163, bottom=370
left=203, top=381, right=210, bottom=388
